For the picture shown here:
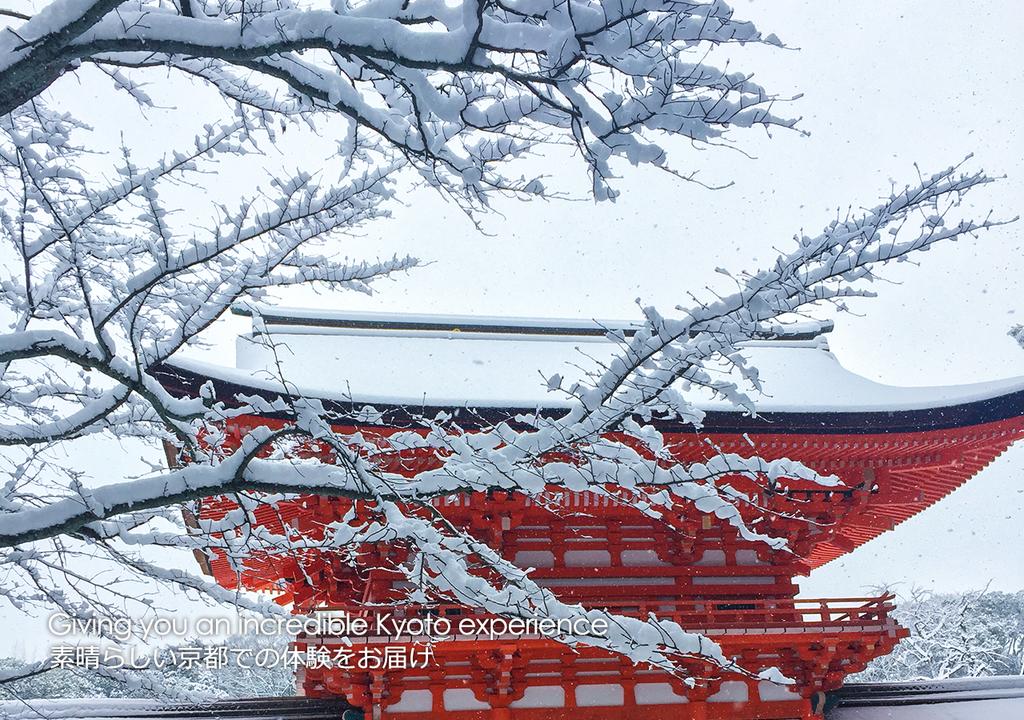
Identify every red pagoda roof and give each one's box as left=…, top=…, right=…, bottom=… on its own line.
left=151, top=306, right=1024, bottom=720
left=153, top=305, right=1024, bottom=570
left=157, top=304, right=1024, bottom=433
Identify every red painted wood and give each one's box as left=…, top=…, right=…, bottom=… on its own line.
left=186, top=413, right=1024, bottom=719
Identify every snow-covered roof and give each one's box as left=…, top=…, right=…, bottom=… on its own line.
left=827, top=676, right=1024, bottom=719
left=0, top=697, right=350, bottom=719
left=4, top=677, right=1022, bottom=719
left=160, top=305, right=1024, bottom=428
left=155, top=305, right=1024, bottom=434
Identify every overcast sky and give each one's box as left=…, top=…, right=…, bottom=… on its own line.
left=3, top=0, right=1023, bottom=658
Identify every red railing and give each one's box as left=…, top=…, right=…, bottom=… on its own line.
left=308, top=595, right=898, bottom=640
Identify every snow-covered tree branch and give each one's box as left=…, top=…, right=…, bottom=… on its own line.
left=0, top=0, right=797, bottom=200
left=0, top=140, right=1007, bottom=686
left=0, top=0, right=1016, bottom=697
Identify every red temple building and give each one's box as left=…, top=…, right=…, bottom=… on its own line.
left=154, top=306, right=1024, bottom=720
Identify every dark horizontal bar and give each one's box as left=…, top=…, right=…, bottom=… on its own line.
left=264, top=314, right=627, bottom=337
left=230, top=306, right=833, bottom=341
left=151, top=363, right=1024, bottom=436
left=0, top=697, right=353, bottom=720
left=830, top=675, right=1024, bottom=708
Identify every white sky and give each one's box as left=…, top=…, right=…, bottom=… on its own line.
left=3, top=0, right=1023, bottom=657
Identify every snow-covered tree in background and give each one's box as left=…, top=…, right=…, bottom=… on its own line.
left=1010, top=325, right=1024, bottom=349
left=0, top=0, right=1014, bottom=697
left=856, top=589, right=1024, bottom=681
left=1, top=633, right=293, bottom=699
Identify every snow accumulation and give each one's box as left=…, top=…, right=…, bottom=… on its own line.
left=0, top=698, right=348, bottom=719
left=0, top=699, right=165, bottom=719
left=164, top=307, right=1024, bottom=415
left=828, top=676, right=1024, bottom=719
left=829, top=698, right=1024, bottom=719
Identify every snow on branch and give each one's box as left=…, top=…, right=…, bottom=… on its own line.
left=855, top=588, right=1024, bottom=681
left=0, top=149, right=1008, bottom=687
left=0, top=0, right=1014, bottom=689
left=1, top=0, right=797, bottom=200
left=1010, top=325, right=1024, bottom=350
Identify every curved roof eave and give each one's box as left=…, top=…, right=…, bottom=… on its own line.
left=153, top=357, right=1024, bottom=435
